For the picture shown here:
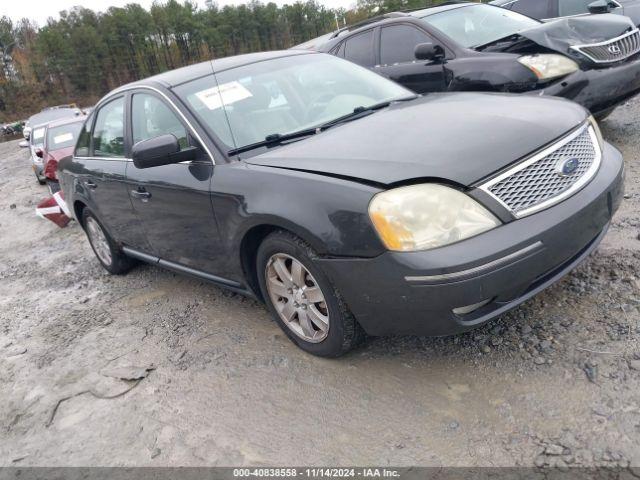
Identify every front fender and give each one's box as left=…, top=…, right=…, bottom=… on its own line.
left=210, top=162, right=386, bottom=281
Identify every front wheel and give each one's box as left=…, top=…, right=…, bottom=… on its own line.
left=81, top=208, right=135, bottom=274
left=256, top=231, right=365, bottom=357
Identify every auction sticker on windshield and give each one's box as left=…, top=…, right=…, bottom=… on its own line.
left=53, top=133, right=74, bottom=144
left=195, top=81, right=252, bottom=110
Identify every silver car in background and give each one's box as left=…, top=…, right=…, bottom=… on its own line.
left=22, top=106, right=82, bottom=141
left=28, top=124, right=47, bottom=184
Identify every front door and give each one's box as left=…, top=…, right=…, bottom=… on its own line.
left=373, top=24, right=446, bottom=94
left=82, top=97, right=150, bottom=249
left=124, top=90, right=223, bottom=274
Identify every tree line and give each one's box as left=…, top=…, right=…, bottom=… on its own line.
left=0, top=0, right=448, bottom=122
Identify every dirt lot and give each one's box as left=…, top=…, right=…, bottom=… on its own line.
left=1, top=100, right=640, bottom=468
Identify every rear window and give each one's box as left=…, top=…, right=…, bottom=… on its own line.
left=46, top=122, right=83, bottom=150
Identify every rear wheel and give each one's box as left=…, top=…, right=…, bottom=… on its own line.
left=257, top=231, right=365, bottom=357
left=81, top=208, right=135, bottom=274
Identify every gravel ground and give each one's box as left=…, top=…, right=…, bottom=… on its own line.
left=0, top=99, right=639, bottom=468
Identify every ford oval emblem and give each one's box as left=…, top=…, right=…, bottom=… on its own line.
left=555, top=157, right=580, bottom=176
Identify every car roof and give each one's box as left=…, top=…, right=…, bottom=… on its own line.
left=294, top=2, right=475, bottom=50
left=111, top=50, right=314, bottom=93
left=45, top=116, right=86, bottom=129
left=28, top=108, right=81, bottom=125
left=407, top=3, right=474, bottom=18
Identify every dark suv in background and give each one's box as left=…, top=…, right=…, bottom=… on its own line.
left=297, top=2, right=640, bottom=118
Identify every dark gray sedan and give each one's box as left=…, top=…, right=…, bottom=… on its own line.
left=59, top=51, right=624, bottom=356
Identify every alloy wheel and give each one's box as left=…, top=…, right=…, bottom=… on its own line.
left=86, top=217, right=112, bottom=266
left=265, top=253, right=329, bottom=343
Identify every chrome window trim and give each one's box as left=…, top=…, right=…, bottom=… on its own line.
left=570, top=28, right=640, bottom=63
left=73, top=155, right=208, bottom=166
left=478, top=122, right=602, bottom=218
left=99, top=85, right=216, bottom=164
left=405, top=241, right=544, bottom=283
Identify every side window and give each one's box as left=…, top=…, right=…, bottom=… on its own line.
left=558, top=0, right=592, bottom=16
left=343, top=30, right=375, bottom=67
left=380, top=25, right=435, bottom=65
left=132, top=93, right=188, bottom=149
left=74, top=113, right=93, bottom=157
left=512, top=0, right=552, bottom=18
left=92, top=97, right=125, bottom=158
left=31, top=127, right=45, bottom=148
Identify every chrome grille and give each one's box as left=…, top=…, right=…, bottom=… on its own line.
left=481, top=125, right=601, bottom=217
left=571, top=29, right=640, bottom=63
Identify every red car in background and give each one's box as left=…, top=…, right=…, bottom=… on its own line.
left=41, top=117, right=85, bottom=193
left=35, top=117, right=85, bottom=227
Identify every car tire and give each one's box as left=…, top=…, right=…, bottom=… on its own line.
left=256, top=231, right=365, bottom=357
left=81, top=208, right=135, bottom=275
left=36, top=172, right=46, bottom=185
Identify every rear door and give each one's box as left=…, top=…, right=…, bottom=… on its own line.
left=124, top=89, right=222, bottom=273
left=373, top=24, right=446, bottom=94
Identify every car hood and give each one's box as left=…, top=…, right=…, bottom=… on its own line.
left=244, top=93, right=587, bottom=187
left=519, top=14, right=635, bottom=56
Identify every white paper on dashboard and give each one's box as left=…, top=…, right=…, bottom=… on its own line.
left=195, top=81, right=252, bottom=110
left=53, top=132, right=74, bottom=144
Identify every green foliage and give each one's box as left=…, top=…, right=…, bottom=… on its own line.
left=0, top=0, right=450, bottom=122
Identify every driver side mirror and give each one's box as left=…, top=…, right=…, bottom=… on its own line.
left=414, top=43, right=446, bottom=62
left=588, top=0, right=611, bottom=14
left=132, top=134, right=197, bottom=169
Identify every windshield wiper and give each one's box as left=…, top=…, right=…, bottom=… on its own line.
left=318, top=96, right=417, bottom=130
left=228, top=128, right=318, bottom=156
left=228, top=96, right=417, bottom=156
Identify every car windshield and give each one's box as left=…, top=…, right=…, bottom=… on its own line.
left=174, top=54, right=414, bottom=151
left=419, top=4, right=540, bottom=48
left=46, top=122, right=83, bottom=150
left=32, top=127, right=45, bottom=147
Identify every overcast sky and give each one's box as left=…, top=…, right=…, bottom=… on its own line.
left=2, top=0, right=355, bottom=26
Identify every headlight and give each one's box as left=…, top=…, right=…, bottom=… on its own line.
left=518, top=54, right=578, bottom=80
left=368, top=184, right=501, bottom=252
left=587, top=115, right=604, bottom=153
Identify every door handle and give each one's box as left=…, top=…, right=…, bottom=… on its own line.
left=85, top=181, right=97, bottom=189
left=131, top=188, right=151, bottom=201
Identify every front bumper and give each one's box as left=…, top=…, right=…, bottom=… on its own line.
left=533, top=56, right=640, bottom=114
left=317, top=142, right=625, bottom=336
